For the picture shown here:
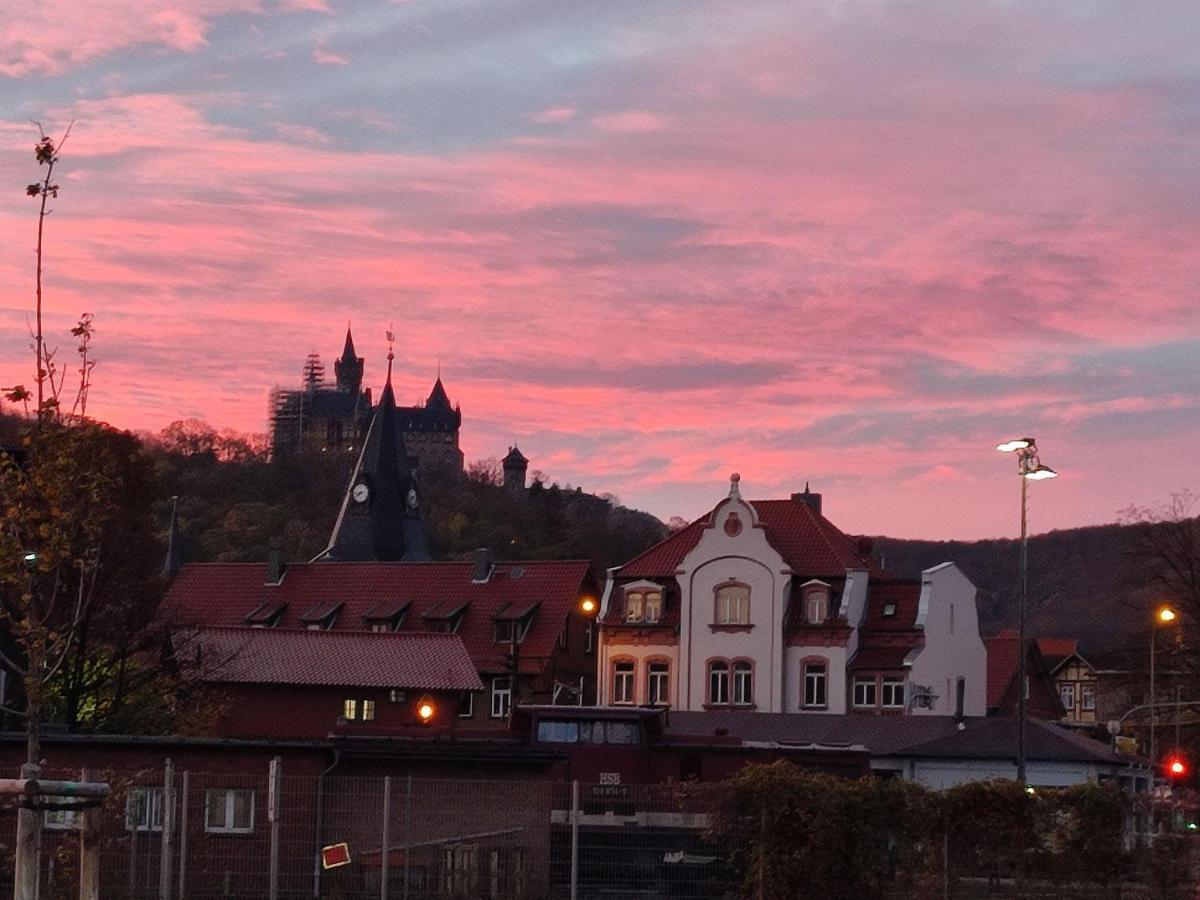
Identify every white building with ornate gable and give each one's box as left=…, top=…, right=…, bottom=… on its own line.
left=597, top=475, right=987, bottom=718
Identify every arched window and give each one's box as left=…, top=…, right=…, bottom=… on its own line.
left=612, top=661, right=635, bottom=704
left=732, top=661, right=753, bottom=705
left=625, top=592, right=645, bottom=622
left=708, top=661, right=729, bottom=705
left=802, top=581, right=830, bottom=624
left=715, top=583, right=750, bottom=625
left=647, top=661, right=669, bottom=706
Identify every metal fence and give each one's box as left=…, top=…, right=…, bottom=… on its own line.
left=9, top=763, right=735, bottom=900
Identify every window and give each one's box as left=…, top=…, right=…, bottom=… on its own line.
left=1060, top=684, right=1076, bottom=712
left=807, top=594, right=826, bottom=624
left=612, top=661, right=635, bottom=704
left=491, top=677, right=512, bottom=719
left=647, top=662, right=669, bottom=706
left=342, top=699, right=375, bottom=722
left=494, top=620, right=516, bottom=643
left=882, top=678, right=905, bottom=709
left=1081, top=684, right=1096, bottom=711
left=440, top=844, right=478, bottom=895
left=732, top=661, right=753, bottom=706
left=644, top=591, right=663, bottom=623
left=715, top=584, right=750, bottom=625
left=625, top=591, right=645, bottom=622
left=853, top=677, right=877, bottom=708
left=584, top=622, right=594, bottom=653
left=537, top=720, right=580, bottom=743
left=882, top=603, right=896, bottom=617
left=708, top=661, right=729, bottom=705
left=803, top=662, right=827, bottom=708
left=458, top=691, right=475, bottom=718
left=44, top=809, right=79, bottom=831
left=204, top=789, right=254, bottom=834
left=126, top=786, right=164, bottom=832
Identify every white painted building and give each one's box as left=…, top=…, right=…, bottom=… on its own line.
left=598, top=475, right=987, bottom=718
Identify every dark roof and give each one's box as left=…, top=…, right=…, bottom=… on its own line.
left=1036, top=637, right=1083, bottom=673
left=183, top=626, right=482, bottom=691
left=426, top=377, right=452, bottom=410
left=896, top=716, right=1134, bottom=765
left=849, top=646, right=914, bottom=670
left=163, top=559, right=591, bottom=675
left=503, top=446, right=528, bottom=465
left=662, top=711, right=1139, bottom=766
left=617, top=497, right=881, bottom=579
left=861, top=581, right=921, bottom=631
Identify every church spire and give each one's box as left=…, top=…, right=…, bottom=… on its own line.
left=334, top=323, right=364, bottom=394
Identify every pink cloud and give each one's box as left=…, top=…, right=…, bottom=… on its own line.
left=530, top=107, right=577, bottom=124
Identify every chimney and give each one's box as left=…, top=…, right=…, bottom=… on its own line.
left=471, top=547, right=494, bottom=584
left=791, top=482, right=822, bottom=515
left=955, top=676, right=966, bottom=727
left=265, top=549, right=286, bottom=586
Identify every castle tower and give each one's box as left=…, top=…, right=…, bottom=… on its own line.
left=503, top=445, right=529, bottom=494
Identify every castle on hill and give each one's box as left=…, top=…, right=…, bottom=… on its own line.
left=268, top=327, right=464, bottom=473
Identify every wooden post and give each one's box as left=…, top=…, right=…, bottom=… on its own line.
left=159, top=759, right=174, bottom=900
left=268, top=757, right=281, bottom=900
left=380, top=776, right=391, bottom=900
left=14, top=761, right=42, bottom=900
left=79, top=768, right=100, bottom=900
left=178, top=771, right=189, bottom=900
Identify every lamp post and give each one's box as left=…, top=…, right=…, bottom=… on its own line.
left=1150, top=605, right=1179, bottom=773
left=997, top=437, right=1057, bottom=785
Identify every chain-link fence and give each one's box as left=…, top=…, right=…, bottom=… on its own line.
left=6, top=762, right=1198, bottom=899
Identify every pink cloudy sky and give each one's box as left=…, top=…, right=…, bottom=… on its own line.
left=2, top=1, right=1199, bottom=539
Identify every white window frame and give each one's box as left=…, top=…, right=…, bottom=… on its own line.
left=204, top=788, right=255, bottom=835
left=803, top=662, right=827, bottom=708
left=881, top=677, right=905, bottom=709
left=806, top=593, right=827, bottom=625
left=625, top=591, right=645, bottom=623
left=612, top=662, right=635, bottom=705
left=1060, top=683, right=1076, bottom=712
left=44, top=808, right=79, bottom=831
left=708, top=661, right=729, bottom=705
left=643, top=591, right=663, bottom=623
left=853, top=677, right=877, bottom=708
left=732, top=661, right=753, bottom=706
left=490, top=677, right=512, bottom=719
left=126, top=786, right=164, bottom=833
left=1081, top=683, right=1096, bottom=711
left=715, top=585, right=750, bottom=625
left=647, top=662, right=669, bottom=706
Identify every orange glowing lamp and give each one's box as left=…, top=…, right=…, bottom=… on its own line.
left=579, top=597, right=597, bottom=616
left=417, top=698, right=436, bottom=724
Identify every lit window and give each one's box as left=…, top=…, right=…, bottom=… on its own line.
left=204, top=789, right=254, bottom=834
left=732, top=661, right=753, bottom=705
left=1081, top=684, right=1096, bottom=711
left=708, top=661, right=729, bottom=705
left=362, top=700, right=375, bottom=721
left=491, top=677, right=512, bottom=719
left=613, top=661, right=635, bottom=704
left=343, top=699, right=357, bottom=720
left=882, top=603, right=896, bottom=617
left=853, top=677, right=877, bottom=708
left=125, top=786, right=164, bottom=832
left=803, top=662, right=827, bottom=708
left=1060, top=684, right=1076, bottom=712
left=715, top=584, right=750, bottom=625
left=625, top=592, right=645, bottom=622
left=882, top=678, right=905, bottom=709
left=644, top=591, right=663, bottom=623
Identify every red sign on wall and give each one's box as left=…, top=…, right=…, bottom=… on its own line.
left=321, top=842, right=351, bottom=869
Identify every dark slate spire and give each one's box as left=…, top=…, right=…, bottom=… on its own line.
left=162, top=495, right=183, bottom=579
left=426, top=375, right=451, bottom=410
left=316, top=341, right=430, bottom=562
left=334, top=323, right=364, bottom=394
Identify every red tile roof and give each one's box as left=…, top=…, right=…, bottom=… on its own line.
left=985, top=631, right=1020, bottom=708
left=163, top=560, right=591, bottom=675
left=1036, top=637, right=1080, bottom=672
left=849, top=646, right=915, bottom=670
left=183, top=627, right=483, bottom=691
left=617, top=498, right=881, bottom=579
left=861, top=582, right=921, bottom=631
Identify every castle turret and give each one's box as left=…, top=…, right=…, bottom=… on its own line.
left=503, top=445, right=529, bottom=494
left=334, top=325, right=364, bottom=394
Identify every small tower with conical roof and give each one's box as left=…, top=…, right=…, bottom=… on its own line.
left=334, top=325, right=364, bottom=394
left=503, top=445, right=529, bottom=494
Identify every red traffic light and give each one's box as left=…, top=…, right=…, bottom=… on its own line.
left=1165, top=755, right=1188, bottom=780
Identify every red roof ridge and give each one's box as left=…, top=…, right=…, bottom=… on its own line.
left=185, top=624, right=471, bottom=641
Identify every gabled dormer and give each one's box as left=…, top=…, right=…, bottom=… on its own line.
left=797, top=579, right=832, bottom=625
left=492, top=600, right=540, bottom=644
left=423, top=600, right=469, bottom=634
left=300, top=600, right=343, bottom=631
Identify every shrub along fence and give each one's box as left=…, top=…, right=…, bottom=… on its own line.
left=2, top=759, right=1197, bottom=899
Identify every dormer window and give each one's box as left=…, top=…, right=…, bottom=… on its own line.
left=883, top=603, right=896, bottom=617
left=423, top=600, right=470, bottom=635
left=300, top=601, right=343, bottom=631
left=492, top=600, right=540, bottom=644
left=363, top=601, right=410, bottom=633
left=622, top=583, right=663, bottom=624
left=245, top=601, right=287, bottom=628
left=799, top=580, right=831, bottom=625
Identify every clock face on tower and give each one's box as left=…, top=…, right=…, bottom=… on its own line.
left=352, top=482, right=370, bottom=504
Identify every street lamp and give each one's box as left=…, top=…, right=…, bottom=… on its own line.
left=1150, top=604, right=1180, bottom=771
left=997, top=437, right=1058, bottom=785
